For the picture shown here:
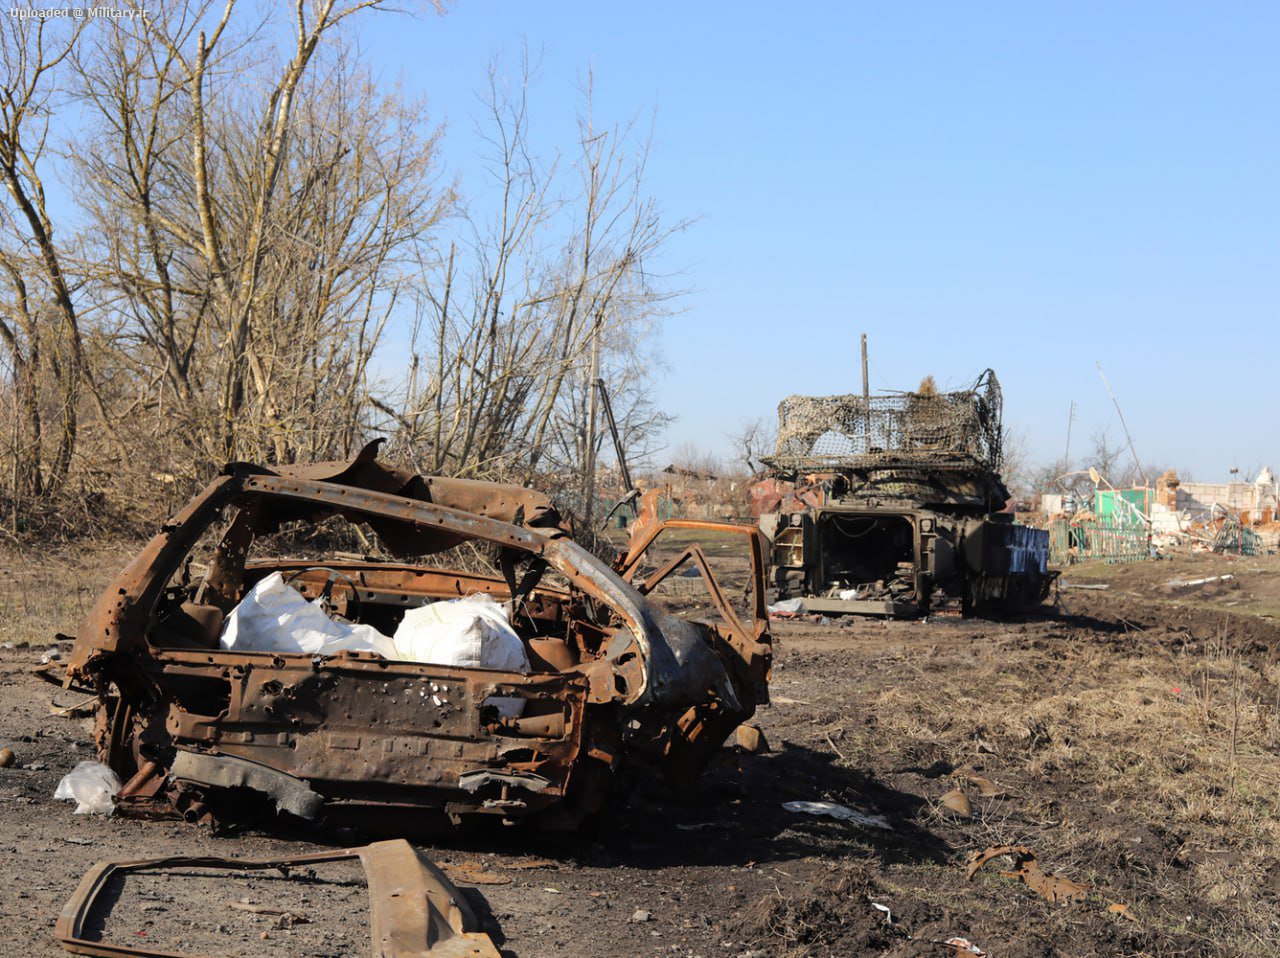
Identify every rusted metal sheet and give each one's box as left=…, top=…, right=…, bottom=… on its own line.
left=66, top=444, right=770, bottom=831
left=54, top=839, right=500, bottom=957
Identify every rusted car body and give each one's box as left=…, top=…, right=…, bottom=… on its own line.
left=65, top=442, right=771, bottom=831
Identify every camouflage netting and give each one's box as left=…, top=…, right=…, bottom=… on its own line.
left=767, top=369, right=1003, bottom=473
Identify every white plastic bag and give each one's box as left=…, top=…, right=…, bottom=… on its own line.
left=393, top=594, right=530, bottom=717
left=54, top=760, right=122, bottom=815
left=767, top=597, right=807, bottom=615
left=219, top=572, right=397, bottom=658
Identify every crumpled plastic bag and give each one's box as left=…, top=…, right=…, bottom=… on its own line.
left=767, top=597, right=807, bottom=615
left=393, top=594, right=530, bottom=717
left=219, top=572, right=397, bottom=658
left=54, top=760, right=122, bottom=815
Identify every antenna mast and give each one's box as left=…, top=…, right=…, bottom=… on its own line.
left=1096, top=363, right=1146, bottom=486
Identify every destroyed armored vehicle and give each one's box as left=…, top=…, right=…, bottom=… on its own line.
left=64, top=442, right=771, bottom=831
left=758, top=370, right=1053, bottom=617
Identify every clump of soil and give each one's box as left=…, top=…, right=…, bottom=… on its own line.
left=737, top=862, right=901, bottom=956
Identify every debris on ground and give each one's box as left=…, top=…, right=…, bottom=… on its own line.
left=782, top=800, right=891, bottom=829
left=53, top=760, right=121, bottom=815
left=55, top=839, right=500, bottom=957
left=1166, top=574, right=1234, bottom=588
left=966, top=845, right=1141, bottom=924
left=957, top=769, right=1005, bottom=797
left=967, top=845, right=1088, bottom=903
left=443, top=860, right=513, bottom=885
left=767, top=597, right=807, bottom=616
left=736, top=723, right=770, bottom=753
left=942, top=936, right=988, bottom=956
left=505, top=857, right=558, bottom=870
left=939, top=787, right=972, bottom=817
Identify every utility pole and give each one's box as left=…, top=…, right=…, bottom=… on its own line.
left=860, top=333, right=870, bottom=446
left=1064, top=400, right=1075, bottom=465
left=580, top=314, right=603, bottom=528
left=1096, top=362, right=1146, bottom=486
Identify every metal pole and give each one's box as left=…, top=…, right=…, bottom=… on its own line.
left=596, top=379, right=633, bottom=493
left=1064, top=399, right=1075, bottom=464
left=581, top=315, right=602, bottom=528
left=1096, top=363, right=1146, bottom=486
left=860, top=333, right=870, bottom=446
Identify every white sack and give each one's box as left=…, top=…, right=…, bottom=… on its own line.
left=219, top=572, right=397, bottom=658
left=392, top=593, right=529, bottom=671
left=54, top=760, right=122, bottom=815
left=393, top=594, right=530, bottom=718
left=219, top=578, right=531, bottom=716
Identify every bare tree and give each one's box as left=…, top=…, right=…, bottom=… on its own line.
left=1086, top=427, right=1124, bottom=486
left=998, top=424, right=1031, bottom=496
left=669, top=442, right=721, bottom=478
left=728, top=416, right=777, bottom=476
left=0, top=14, right=88, bottom=502
left=378, top=55, right=684, bottom=510
left=72, top=3, right=447, bottom=488
left=134, top=0, right=417, bottom=461
left=0, top=8, right=683, bottom=539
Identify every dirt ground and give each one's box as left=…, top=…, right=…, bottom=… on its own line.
left=3, top=543, right=1280, bottom=957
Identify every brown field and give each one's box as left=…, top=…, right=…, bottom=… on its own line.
left=2, top=540, right=1279, bottom=957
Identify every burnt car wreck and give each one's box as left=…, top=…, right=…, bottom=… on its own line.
left=758, top=370, right=1054, bottom=618
left=64, top=441, right=771, bottom=832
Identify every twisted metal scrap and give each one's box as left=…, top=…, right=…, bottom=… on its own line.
left=966, top=845, right=1088, bottom=904
left=768, top=369, right=1003, bottom=473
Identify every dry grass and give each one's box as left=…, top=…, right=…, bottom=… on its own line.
left=0, top=540, right=140, bottom=647
left=850, top=613, right=1280, bottom=954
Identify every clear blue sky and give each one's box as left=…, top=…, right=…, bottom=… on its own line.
left=362, top=2, right=1276, bottom=482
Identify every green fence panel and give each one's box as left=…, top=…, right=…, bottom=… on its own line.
left=1047, top=516, right=1149, bottom=565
